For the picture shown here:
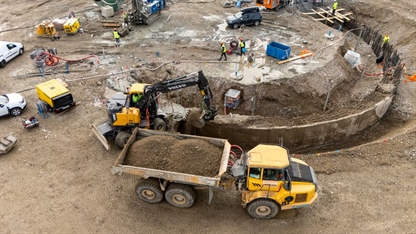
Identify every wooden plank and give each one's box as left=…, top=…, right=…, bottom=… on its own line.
left=277, top=53, right=314, bottom=65
left=336, top=12, right=352, bottom=21
left=311, top=9, right=334, bottom=24
left=103, top=23, right=121, bottom=27
left=319, top=8, right=344, bottom=23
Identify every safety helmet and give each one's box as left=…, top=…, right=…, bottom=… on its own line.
left=240, top=38, right=243, bottom=40
left=114, top=28, right=117, bottom=31
left=123, top=12, right=126, bottom=14
left=386, top=33, right=389, bottom=36
left=220, top=42, right=223, bottom=45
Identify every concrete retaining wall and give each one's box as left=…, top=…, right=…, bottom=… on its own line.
left=197, top=97, right=392, bottom=149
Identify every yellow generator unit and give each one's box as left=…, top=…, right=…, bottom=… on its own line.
left=35, top=21, right=60, bottom=41
left=63, top=18, right=81, bottom=35
left=36, top=79, right=76, bottom=113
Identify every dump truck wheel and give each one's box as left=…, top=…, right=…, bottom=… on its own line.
left=115, top=132, right=131, bottom=149
left=153, top=118, right=166, bottom=131
left=136, top=178, right=164, bottom=204
left=165, top=183, right=196, bottom=208
left=247, top=199, right=280, bottom=219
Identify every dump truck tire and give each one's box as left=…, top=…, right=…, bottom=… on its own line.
left=247, top=199, right=280, bottom=219
left=165, top=183, right=196, bottom=208
left=136, top=178, right=164, bottom=204
left=115, top=132, right=131, bottom=149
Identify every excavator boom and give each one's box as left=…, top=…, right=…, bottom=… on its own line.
left=136, top=70, right=217, bottom=127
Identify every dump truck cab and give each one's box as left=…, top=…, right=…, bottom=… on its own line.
left=235, top=144, right=318, bottom=219
left=36, top=79, right=76, bottom=113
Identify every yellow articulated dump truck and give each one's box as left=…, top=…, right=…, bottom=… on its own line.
left=112, top=128, right=318, bottom=219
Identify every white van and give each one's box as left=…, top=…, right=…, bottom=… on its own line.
left=0, top=41, right=24, bottom=68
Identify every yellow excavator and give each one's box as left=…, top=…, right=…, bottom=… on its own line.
left=92, top=70, right=217, bottom=150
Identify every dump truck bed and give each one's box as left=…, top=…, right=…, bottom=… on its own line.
left=111, top=128, right=231, bottom=187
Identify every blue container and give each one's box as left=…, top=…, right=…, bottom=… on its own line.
left=159, top=0, right=165, bottom=9
left=266, top=42, right=291, bottom=60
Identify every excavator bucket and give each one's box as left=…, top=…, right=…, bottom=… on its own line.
left=186, top=108, right=206, bottom=128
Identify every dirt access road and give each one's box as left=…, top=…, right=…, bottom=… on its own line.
left=1, top=0, right=416, bottom=233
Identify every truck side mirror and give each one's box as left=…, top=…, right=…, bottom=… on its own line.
left=283, top=169, right=292, bottom=191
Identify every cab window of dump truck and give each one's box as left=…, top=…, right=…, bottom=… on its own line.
left=249, top=167, right=261, bottom=179
left=263, top=168, right=283, bottom=181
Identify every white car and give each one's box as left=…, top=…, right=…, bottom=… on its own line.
left=0, top=93, right=27, bottom=117
left=0, top=41, right=24, bottom=68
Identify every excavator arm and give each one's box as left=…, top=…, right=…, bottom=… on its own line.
left=136, top=70, right=217, bottom=127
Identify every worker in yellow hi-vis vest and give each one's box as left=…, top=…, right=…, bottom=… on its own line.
left=332, top=0, right=338, bottom=15
left=113, top=28, right=121, bottom=47
left=219, top=42, right=227, bottom=61
left=383, top=34, right=390, bottom=44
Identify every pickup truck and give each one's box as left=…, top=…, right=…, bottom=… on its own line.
left=112, top=128, right=318, bottom=219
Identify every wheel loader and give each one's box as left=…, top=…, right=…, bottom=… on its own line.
left=92, top=70, right=217, bottom=150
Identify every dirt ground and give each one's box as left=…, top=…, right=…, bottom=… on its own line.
left=1, top=0, right=416, bottom=233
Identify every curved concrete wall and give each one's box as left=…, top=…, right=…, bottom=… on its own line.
left=197, top=97, right=392, bottom=150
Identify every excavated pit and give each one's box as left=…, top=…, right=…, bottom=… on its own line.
left=95, top=1, right=415, bottom=151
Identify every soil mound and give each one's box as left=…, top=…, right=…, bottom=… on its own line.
left=126, top=135, right=224, bottom=177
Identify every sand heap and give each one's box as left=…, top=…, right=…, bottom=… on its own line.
left=125, top=135, right=224, bottom=177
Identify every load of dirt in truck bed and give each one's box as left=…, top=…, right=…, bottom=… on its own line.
left=125, top=135, right=224, bottom=177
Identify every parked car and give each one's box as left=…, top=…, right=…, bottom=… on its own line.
left=0, top=93, right=27, bottom=117
left=226, top=7, right=262, bottom=29
left=0, top=41, right=24, bottom=68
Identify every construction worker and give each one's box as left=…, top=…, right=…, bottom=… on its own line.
left=332, top=0, right=338, bottom=15
left=123, top=12, right=132, bottom=31
left=123, top=12, right=128, bottom=24
left=383, top=34, right=390, bottom=44
left=132, top=93, right=142, bottom=107
left=219, top=42, right=227, bottom=61
left=239, top=38, right=246, bottom=56
left=113, top=28, right=121, bottom=47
